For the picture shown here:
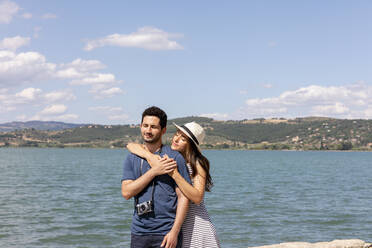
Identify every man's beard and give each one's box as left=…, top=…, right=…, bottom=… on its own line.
left=142, top=134, right=161, bottom=144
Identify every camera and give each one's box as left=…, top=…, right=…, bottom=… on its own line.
left=136, top=200, right=153, bottom=216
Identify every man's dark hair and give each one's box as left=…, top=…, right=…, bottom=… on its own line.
left=141, top=106, right=167, bottom=129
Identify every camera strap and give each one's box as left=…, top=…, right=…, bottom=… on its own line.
left=134, top=158, right=155, bottom=206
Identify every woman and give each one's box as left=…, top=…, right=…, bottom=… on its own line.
left=127, top=121, right=221, bottom=248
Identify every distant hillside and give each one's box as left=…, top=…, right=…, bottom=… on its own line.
left=0, top=121, right=86, bottom=132
left=1, top=117, right=372, bottom=150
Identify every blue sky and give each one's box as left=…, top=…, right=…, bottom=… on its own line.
left=0, top=0, right=371, bottom=124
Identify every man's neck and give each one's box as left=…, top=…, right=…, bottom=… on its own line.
left=145, top=141, right=163, bottom=154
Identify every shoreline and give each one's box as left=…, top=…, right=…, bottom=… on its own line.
left=1, top=146, right=372, bottom=152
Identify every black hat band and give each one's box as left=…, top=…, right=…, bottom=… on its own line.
left=181, top=125, right=199, bottom=145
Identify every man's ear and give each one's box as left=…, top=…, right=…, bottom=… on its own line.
left=161, top=127, right=167, bottom=135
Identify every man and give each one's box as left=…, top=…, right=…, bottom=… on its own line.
left=121, top=106, right=191, bottom=248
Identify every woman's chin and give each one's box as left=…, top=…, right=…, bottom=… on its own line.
left=171, top=144, right=180, bottom=151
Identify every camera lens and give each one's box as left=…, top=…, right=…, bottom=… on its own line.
left=140, top=205, right=146, bottom=211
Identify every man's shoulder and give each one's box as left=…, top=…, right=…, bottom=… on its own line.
left=162, top=145, right=186, bottom=165
left=162, top=145, right=181, bottom=158
left=125, top=152, right=135, bottom=159
left=124, top=152, right=140, bottom=163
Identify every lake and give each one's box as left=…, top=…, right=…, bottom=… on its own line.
left=0, top=148, right=371, bottom=247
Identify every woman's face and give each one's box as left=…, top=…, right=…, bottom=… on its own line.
left=171, top=130, right=189, bottom=153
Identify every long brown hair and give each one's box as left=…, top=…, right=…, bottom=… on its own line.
left=184, top=138, right=213, bottom=192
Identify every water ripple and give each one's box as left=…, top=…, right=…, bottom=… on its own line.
left=0, top=149, right=371, bottom=247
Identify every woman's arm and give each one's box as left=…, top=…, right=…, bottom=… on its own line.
left=126, top=143, right=153, bottom=160
left=127, top=143, right=206, bottom=204
left=170, top=161, right=206, bottom=205
left=161, top=187, right=189, bottom=247
left=126, top=143, right=177, bottom=176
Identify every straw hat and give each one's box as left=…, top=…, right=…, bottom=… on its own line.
left=173, top=121, right=205, bottom=152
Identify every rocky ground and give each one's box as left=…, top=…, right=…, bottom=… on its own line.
left=248, top=239, right=371, bottom=248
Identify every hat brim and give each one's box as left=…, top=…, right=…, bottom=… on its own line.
left=173, top=123, right=202, bottom=152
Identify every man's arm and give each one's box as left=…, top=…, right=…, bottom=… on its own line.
left=121, top=169, right=157, bottom=200
left=161, top=187, right=189, bottom=248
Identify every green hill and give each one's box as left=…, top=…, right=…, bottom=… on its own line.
left=1, top=117, right=372, bottom=150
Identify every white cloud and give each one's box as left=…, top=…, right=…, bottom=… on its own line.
left=42, top=13, right=57, bottom=19
left=1, top=87, right=43, bottom=106
left=0, top=87, right=79, bottom=121
left=89, top=106, right=123, bottom=113
left=0, top=87, right=8, bottom=94
left=199, top=113, right=229, bottom=120
left=0, top=105, right=14, bottom=113
left=70, top=73, right=116, bottom=85
left=54, top=114, right=78, bottom=121
left=0, top=87, right=76, bottom=115
left=33, top=26, right=42, bottom=38
left=44, top=89, right=76, bottom=102
left=89, top=105, right=128, bottom=122
left=16, top=114, right=27, bottom=121
left=312, top=102, right=349, bottom=115
left=71, top=72, right=123, bottom=99
left=0, top=49, right=122, bottom=99
left=40, top=104, right=67, bottom=115
left=0, top=36, right=30, bottom=51
left=65, top=58, right=106, bottom=72
left=0, top=39, right=124, bottom=102
left=263, top=83, right=273, bottom=89
left=84, top=26, right=184, bottom=51
left=21, top=12, right=32, bottom=19
left=0, top=50, right=56, bottom=87
left=108, top=114, right=129, bottom=121
left=0, top=0, right=19, bottom=24
left=56, top=58, right=106, bottom=79
left=31, top=113, right=79, bottom=122
left=237, top=82, right=372, bottom=119
left=89, top=86, right=124, bottom=99
left=31, top=104, right=70, bottom=121
left=56, top=67, right=85, bottom=79
left=99, top=87, right=123, bottom=97
left=56, top=59, right=107, bottom=79
left=364, top=106, right=372, bottom=118
left=15, top=87, right=42, bottom=100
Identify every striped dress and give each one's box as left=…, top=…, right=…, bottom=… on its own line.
left=181, top=164, right=221, bottom=248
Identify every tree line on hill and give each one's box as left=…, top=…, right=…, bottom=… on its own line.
left=0, top=117, right=372, bottom=150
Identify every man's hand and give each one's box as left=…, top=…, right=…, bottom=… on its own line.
left=160, top=154, right=179, bottom=178
left=150, top=156, right=177, bottom=176
left=161, top=230, right=179, bottom=248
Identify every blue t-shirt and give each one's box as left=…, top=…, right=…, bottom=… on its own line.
left=121, top=145, right=191, bottom=235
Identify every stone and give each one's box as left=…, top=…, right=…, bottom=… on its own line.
left=248, top=239, right=371, bottom=248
